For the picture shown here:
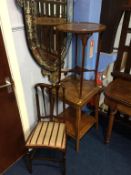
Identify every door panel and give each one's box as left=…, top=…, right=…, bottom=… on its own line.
left=0, top=27, right=25, bottom=173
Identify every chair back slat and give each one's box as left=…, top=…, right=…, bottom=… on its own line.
left=48, top=87, right=54, bottom=120
left=35, top=0, right=67, bottom=18
left=128, top=28, right=131, bottom=33
left=113, top=7, right=131, bottom=79
left=42, top=89, right=47, bottom=116
left=56, top=3, right=60, bottom=17
left=35, top=86, right=41, bottom=120
left=114, top=10, right=131, bottom=71
left=56, top=87, right=59, bottom=116
left=124, top=41, right=131, bottom=73
left=35, top=83, right=65, bottom=121
left=50, top=2, right=54, bottom=16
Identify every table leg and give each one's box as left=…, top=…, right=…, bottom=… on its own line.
left=76, top=107, right=81, bottom=152
left=79, top=34, right=91, bottom=98
left=105, top=108, right=117, bottom=143
left=95, top=93, right=100, bottom=129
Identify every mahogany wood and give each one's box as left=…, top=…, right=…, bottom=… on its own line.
left=60, top=76, right=101, bottom=151
left=61, top=75, right=101, bottom=107
left=56, top=22, right=106, bottom=98
left=59, top=107, right=96, bottom=140
left=56, top=22, right=106, bottom=34
left=56, top=21, right=106, bottom=152
left=104, top=6, right=131, bottom=143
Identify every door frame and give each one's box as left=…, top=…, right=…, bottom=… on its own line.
left=0, top=1, right=30, bottom=139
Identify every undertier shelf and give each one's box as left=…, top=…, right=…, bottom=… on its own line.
left=63, top=107, right=96, bottom=139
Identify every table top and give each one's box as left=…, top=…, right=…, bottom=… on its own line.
left=56, top=22, right=106, bottom=34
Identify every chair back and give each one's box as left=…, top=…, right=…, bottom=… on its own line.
left=35, top=83, right=65, bottom=121
left=112, top=6, right=131, bottom=80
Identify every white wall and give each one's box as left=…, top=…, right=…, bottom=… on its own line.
left=0, top=0, right=73, bottom=139
left=0, top=0, right=48, bottom=139
left=12, top=28, right=48, bottom=131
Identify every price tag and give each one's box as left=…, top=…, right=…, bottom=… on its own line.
left=89, top=39, right=94, bottom=58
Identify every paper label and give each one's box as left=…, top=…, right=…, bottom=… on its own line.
left=89, top=40, right=94, bottom=58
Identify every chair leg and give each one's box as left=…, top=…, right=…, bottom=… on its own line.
left=105, top=108, right=117, bottom=144
left=26, top=150, right=32, bottom=173
left=63, top=151, right=66, bottom=175
left=95, top=93, right=100, bottom=130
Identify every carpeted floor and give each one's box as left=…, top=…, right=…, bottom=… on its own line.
left=4, top=114, right=131, bottom=175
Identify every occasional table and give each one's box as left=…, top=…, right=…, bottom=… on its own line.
left=57, top=22, right=106, bottom=151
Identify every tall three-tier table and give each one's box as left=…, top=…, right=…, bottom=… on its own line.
left=56, top=23, right=106, bottom=152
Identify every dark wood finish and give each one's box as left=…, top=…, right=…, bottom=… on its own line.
left=56, top=22, right=106, bottom=151
left=56, top=22, right=106, bottom=34
left=100, top=0, right=128, bottom=53
left=61, top=75, right=101, bottom=106
left=104, top=6, right=131, bottom=143
left=25, top=83, right=67, bottom=174
left=0, top=28, right=25, bottom=173
left=59, top=107, right=96, bottom=139
left=60, top=76, right=101, bottom=151
left=57, top=22, right=106, bottom=98
left=34, top=17, right=66, bottom=26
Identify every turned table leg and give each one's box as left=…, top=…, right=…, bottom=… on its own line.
left=105, top=108, right=117, bottom=143
left=76, top=108, right=81, bottom=152
left=95, top=93, right=100, bottom=129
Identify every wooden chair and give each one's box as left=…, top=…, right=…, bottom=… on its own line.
left=25, top=83, right=66, bottom=174
left=104, top=5, right=131, bottom=143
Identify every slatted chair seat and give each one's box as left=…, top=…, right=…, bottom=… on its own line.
left=26, top=121, right=66, bottom=149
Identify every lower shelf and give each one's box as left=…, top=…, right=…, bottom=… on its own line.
left=64, top=107, right=96, bottom=139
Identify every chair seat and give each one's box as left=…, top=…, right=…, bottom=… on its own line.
left=105, top=79, right=131, bottom=107
left=26, top=121, right=66, bottom=150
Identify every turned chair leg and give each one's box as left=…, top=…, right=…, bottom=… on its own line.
left=105, top=108, right=117, bottom=143
left=63, top=151, right=66, bottom=175
left=95, top=93, right=100, bottom=130
left=26, top=150, right=32, bottom=173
